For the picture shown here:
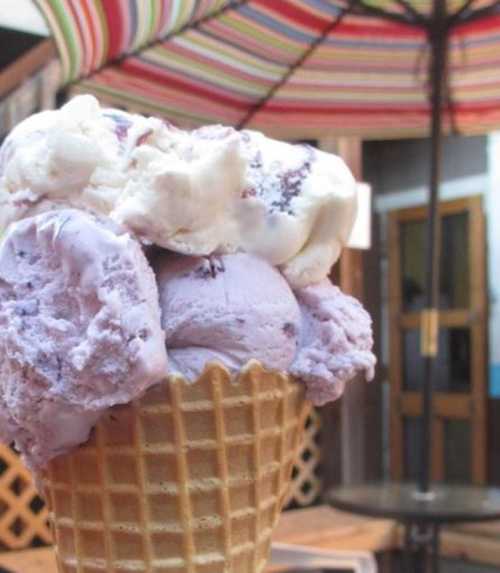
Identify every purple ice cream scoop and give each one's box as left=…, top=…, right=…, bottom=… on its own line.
left=0, top=209, right=167, bottom=469
left=291, top=279, right=376, bottom=405
left=155, top=252, right=375, bottom=406
left=154, top=252, right=301, bottom=379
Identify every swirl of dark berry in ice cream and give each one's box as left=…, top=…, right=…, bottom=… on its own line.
left=240, top=133, right=315, bottom=216
left=193, top=256, right=226, bottom=279
left=271, top=147, right=314, bottom=215
left=191, top=124, right=317, bottom=213
left=282, top=322, right=297, bottom=339
left=104, top=111, right=133, bottom=142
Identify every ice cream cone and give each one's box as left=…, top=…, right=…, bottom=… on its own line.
left=41, top=361, right=310, bottom=573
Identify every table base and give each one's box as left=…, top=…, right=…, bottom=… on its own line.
left=402, top=521, right=440, bottom=573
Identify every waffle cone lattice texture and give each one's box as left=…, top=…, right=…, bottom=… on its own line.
left=42, top=362, right=310, bottom=573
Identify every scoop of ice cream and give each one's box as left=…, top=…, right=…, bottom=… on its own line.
left=154, top=252, right=301, bottom=380
left=213, top=127, right=357, bottom=287
left=113, top=128, right=246, bottom=255
left=290, top=279, right=376, bottom=406
left=0, top=95, right=357, bottom=287
left=0, top=209, right=167, bottom=468
left=154, top=252, right=375, bottom=405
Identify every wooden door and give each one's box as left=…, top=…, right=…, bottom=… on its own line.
left=388, top=196, right=487, bottom=483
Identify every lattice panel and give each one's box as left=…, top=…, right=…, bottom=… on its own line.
left=285, top=408, right=323, bottom=507
left=0, top=444, right=51, bottom=549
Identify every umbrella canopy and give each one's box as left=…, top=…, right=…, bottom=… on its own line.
left=36, top=0, right=500, bottom=139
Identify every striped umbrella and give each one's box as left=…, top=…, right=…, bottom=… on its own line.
left=35, top=0, right=500, bottom=508
left=36, top=0, right=500, bottom=139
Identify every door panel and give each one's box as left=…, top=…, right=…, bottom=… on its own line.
left=389, top=196, right=487, bottom=483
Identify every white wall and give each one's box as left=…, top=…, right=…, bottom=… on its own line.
left=0, top=0, right=49, bottom=35
left=365, top=135, right=487, bottom=196
left=487, top=133, right=500, bottom=396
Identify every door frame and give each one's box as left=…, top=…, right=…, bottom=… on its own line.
left=388, top=196, right=487, bottom=483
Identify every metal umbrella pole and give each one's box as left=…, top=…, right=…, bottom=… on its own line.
left=418, top=0, right=447, bottom=498
left=410, top=6, right=447, bottom=569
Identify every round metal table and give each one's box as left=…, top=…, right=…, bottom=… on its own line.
left=328, top=482, right=500, bottom=573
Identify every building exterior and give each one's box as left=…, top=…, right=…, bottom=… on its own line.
left=365, top=134, right=500, bottom=483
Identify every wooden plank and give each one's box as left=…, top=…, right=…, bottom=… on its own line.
left=450, top=520, right=500, bottom=538
left=468, top=196, right=487, bottom=484
left=362, top=211, right=383, bottom=481
left=400, top=309, right=472, bottom=329
left=0, top=39, right=56, bottom=99
left=273, top=506, right=398, bottom=553
left=319, top=400, right=342, bottom=492
left=394, top=198, right=473, bottom=222
left=388, top=210, right=404, bottom=480
left=336, top=139, right=363, bottom=180
left=321, top=260, right=342, bottom=491
left=320, top=136, right=369, bottom=485
left=440, top=530, right=500, bottom=567
left=400, top=393, right=472, bottom=419
left=0, top=547, right=56, bottom=572
left=337, top=138, right=366, bottom=485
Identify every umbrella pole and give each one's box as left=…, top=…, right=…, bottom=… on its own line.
left=418, top=0, right=447, bottom=495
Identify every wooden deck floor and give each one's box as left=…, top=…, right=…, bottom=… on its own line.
left=2, top=507, right=498, bottom=572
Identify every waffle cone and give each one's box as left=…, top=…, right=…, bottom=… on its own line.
left=41, top=361, right=310, bottom=573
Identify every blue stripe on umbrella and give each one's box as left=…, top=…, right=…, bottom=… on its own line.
left=128, top=0, right=138, bottom=46
left=298, top=0, right=343, bottom=17
left=238, top=4, right=317, bottom=43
